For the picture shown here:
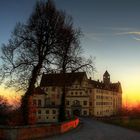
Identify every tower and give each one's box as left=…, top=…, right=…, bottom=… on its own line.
left=103, top=70, right=110, bottom=85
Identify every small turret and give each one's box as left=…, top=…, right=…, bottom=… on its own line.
left=103, top=70, right=110, bottom=85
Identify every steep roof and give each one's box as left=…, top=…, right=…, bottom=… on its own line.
left=33, top=87, right=46, bottom=95
left=89, top=80, right=122, bottom=93
left=103, top=70, right=110, bottom=76
left=40, top=72, right=87, bottom=87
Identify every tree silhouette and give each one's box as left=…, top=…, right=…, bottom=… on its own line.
left=0, top=0, right=94, bottom=124
left=0, top=0, right=80, bottom=124
left=53, top=18, right=94, bottom=121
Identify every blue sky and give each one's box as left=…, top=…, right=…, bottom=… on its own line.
left=1, top=0, right=140, bottom=104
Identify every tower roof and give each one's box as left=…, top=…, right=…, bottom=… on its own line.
left=103, top=70, right=110, bottom=76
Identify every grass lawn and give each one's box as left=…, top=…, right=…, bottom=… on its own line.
left=102, top=118, right=140, bottom=132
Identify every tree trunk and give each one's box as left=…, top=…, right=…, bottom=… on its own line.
left=58, top=68, right=67, bottom=122
left=58, top=84, right=66, bottom=122
left=21, top=61, right=43, bottom=124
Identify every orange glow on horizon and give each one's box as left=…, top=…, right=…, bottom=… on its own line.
left=1, top=83, right=140, bottom=108
left=0, top=86, right=21, bottom=107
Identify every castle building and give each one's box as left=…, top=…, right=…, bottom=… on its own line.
left=31, top=71, right=122, bottom=123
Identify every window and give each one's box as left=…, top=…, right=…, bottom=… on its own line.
left=38, top=99, right=41, bottom=106
left=46, top=110, right=49, bottom=114
left=38, top=110, right=41, bottom=114
left=73, top=100, right=80, bottom=105
left=45, top=99, right=51, bottom=106
left=46, top=116, right=49, bottom=119
left=83, top=110, right=87, bottom=115
left=75, top=92, right=78, bottom=95
left=90, top=102, right=92, bottom=106
left=57, top=94, right=59, bottom=99
left=71, top=92, right=73, bottom=95
left=53, top=116, right=56, bottom=119
left=80, top=92, right=82, bottom=95
left=33, top=99, right=36, bottom=105
left=52, top=87, right=55, bottom=91
left=83, top=101, right=87, bottom=105
left=45, top=88, right=48, bottom=92
left=52, top=110, right=56, bottom=114
left=51, top=94, right=55, bottom=98
left=67, top=110, right=70, bottom=115
left=66, top=100, right=69, bottom=105
left=52, top=102, right=55, bottom=105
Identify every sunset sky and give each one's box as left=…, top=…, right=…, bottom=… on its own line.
left=0, top=0, right=140, bottom=106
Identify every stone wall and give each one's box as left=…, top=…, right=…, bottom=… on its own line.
left=0, top=118, right=79, bottom=140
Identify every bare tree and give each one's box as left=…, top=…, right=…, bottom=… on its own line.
left=0, top=0, right=76, bottom=124
left=53, top=17, right=94, bottom=121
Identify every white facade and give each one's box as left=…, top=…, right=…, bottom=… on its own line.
left=32, top=71, right=122, bottom=123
